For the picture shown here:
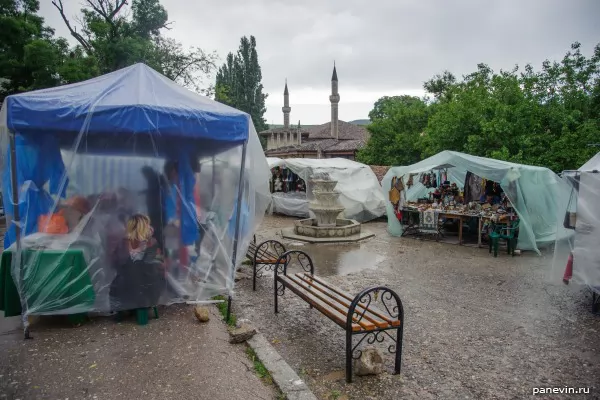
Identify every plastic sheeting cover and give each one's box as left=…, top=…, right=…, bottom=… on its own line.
left=552, top=152, right=600, bottom=294
left=0, top=64, right=271, bottom=321
left=382, top=151, right=569, bottom=254
left=270, top=192, right=309, bottom=218
left=267, top=157, right=386, bottom=222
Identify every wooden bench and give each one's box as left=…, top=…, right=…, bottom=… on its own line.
left=246, top=235, right=286, bottom=291
left=273, top=250, right=404, bottom=383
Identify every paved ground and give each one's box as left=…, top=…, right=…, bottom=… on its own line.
left=234, top=215, right=600, bottom=400
left=0, top=305, right=276, bottom=400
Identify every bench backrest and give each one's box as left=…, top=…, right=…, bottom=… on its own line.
left=274, top=250, right=314, bottom=276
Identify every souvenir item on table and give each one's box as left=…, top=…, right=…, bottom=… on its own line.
left=38, top=211, right=69, bottom=234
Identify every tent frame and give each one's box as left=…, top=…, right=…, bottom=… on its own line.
left=7, top=129, right=248, bottom=339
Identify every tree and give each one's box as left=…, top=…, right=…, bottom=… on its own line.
left=360, top=42, right=599, bottom=172
left=215, top=36, right=268, bottom=133
left=51, top=0, right=217, bottom=93
left=0, top=0, right=76, bottom=101
left=357, top=95, right=429, bottom=166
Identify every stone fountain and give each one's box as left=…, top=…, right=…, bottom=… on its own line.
left=281, top=173, right=374, bottom=243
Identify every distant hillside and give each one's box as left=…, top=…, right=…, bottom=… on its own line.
left=349, top=119, right=370, bottom=125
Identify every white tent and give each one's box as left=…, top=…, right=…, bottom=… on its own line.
left=552, top=152, right=600, bottom=296
left=267, top=157, right=386, bottom=222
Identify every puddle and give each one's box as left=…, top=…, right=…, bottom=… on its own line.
left=289, top=243, right=387, bottom=276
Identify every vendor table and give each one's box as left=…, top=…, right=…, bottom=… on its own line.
left=0, top=248, right=95, bottom=317
left=401, top=208, right=505, bottom=247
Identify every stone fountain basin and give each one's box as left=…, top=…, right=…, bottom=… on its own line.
left=309, top=179, right=338, bottom=192
left=294, top=218, right=361, bottom=238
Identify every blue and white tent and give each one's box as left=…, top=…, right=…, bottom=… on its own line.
left=0, top=64, right=270, bottom=319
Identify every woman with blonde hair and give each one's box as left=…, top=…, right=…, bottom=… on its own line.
left=109, top=214, right=165, bottom=313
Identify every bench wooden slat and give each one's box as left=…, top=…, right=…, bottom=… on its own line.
left=298, top=273, right=401, bottom=328
left=285, top=275, right=376, bottom=331
left=246, top=242, right=279, bottom=264
left=279, top=275, right=362, bottom=332
left=293, top=274, right=389, bottom=329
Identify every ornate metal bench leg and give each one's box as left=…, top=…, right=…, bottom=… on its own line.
left=394, top=325, right=403, bottom=375
left=274, top=277, right=279, bottom=314
left=345, top=329, right=353, bottom=383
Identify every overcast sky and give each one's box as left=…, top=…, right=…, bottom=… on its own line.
left=39, top=0, right=600, bottom=124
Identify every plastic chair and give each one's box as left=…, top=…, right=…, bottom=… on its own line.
left=136, top=307, right=159, bottom=325
left=116, top=307, right=159, bottom=325
left=489, top=219, right=520, bottom=257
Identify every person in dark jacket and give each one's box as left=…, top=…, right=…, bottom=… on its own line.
left=109, top=214, right=165, bottom=311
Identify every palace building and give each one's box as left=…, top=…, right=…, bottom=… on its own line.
left=261, top=65, right=369, bottom=160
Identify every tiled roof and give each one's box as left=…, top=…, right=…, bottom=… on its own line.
left=262, top=120, right=369, bottom=156
left=324, top=139, right=366, bottom=152
left=264, top=138, right=364, bottom=156
left=260, top=120, right=369, bottom=141
left=369, top=165, right=390, bottom=183
left=305, top=120, right=369, bottom=141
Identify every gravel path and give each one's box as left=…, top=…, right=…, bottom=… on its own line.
left=0, top=305, right=276, bottom=400
left=234, top=215, right=600, bottom=400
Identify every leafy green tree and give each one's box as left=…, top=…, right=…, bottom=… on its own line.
left=357, top=95, right=429, bottom=166
left=0, top=0, right=73, bottom=101
left=361, top=42, right=599, bottom=172
left=215, top=36, right=268, bottom=133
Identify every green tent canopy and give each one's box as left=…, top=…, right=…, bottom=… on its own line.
left=382, top=151, right=570, bottom=254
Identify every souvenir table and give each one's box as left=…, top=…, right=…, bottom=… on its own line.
left=400, top=203, right=515, bottom=246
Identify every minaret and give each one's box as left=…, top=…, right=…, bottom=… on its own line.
left=329, top=63, right=340, bottom=139
left=282, top=80, right=291, bottom=130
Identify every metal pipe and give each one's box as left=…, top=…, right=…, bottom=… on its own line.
left=226, top=141, right=248, bottom=322
left=9, top=131, right=20, bottom=249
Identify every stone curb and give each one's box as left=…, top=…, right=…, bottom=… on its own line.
left=247, top=333, right=318, bottom=400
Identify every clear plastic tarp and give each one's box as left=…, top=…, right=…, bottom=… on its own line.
left=551, top=152, right=600, bottom=295
left=267, top=157, right=386, bottom=222
left=382, top=151, right=570, bottom=254
left=0, top=64, right=271, bottom=322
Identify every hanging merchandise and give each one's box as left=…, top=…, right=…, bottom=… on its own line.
left=407, top=174, right=414, bottom=188
left=389, top=176, right=401, bottom=206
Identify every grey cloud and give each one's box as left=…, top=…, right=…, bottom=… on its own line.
left=39, top=0, right=600, bottom=120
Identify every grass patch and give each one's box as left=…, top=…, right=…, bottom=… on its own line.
left=245, top=347, right=272, bottom=383
left=245, top=347, right=288, bottom=399
left=242, top=259, right=252, bottom=266
left=212, top=295, right=237, bottom=327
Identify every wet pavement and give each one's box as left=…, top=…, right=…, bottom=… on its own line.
left=234, top=215, right=600, bottom=400
left=0, top=305, right=276, bottom=400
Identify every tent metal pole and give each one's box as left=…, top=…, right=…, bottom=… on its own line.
left=9, top=131, right=20, bottom=248
left=9, top=131, right=30, bottom=339
left=227, top=141, right=248, bottom=323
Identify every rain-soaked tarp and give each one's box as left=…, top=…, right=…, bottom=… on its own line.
left=0, top=64, right=271, bottom=323
left=267, top=157, right=386, bottom=222
left=552, top=152, right=600, bottom=294
left=382, top=151, right=570, bottom=254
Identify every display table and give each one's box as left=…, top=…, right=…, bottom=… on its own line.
left=400, top=207, right=512, bottom=247
left=0, top=248, right=95, bottom=317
